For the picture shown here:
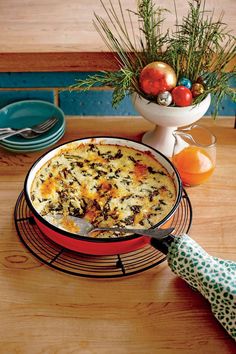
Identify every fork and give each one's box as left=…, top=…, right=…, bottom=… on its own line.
left=0, top=117, right=58, bottom=140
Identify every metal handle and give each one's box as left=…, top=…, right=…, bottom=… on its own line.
left=0, top=127, right=14, bottom=133
left=92, top=227, right=174, bottom=240
left=150, top=234, right=175, bottom=254
left=0, top=128, right=29, bottom=141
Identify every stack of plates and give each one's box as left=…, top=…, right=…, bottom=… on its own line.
left=0, top=100, right=65, bottom=153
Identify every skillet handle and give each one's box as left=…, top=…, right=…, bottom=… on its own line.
left=150, top=234, right=175, bottom=255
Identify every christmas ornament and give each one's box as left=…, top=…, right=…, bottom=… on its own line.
left=191, top=82, right=205, bottom=97
left=157, top=91, right=172, bottom=106
left=139, top=61, right=177, bottom=96
left=177, top=77, right=192, bottom=89
left=196, top=76, right=207, bottom=87
left=172, top=86, right=193, bottom=107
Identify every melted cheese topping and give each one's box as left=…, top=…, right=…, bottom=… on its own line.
left=31, top=143, right=176, bottom=238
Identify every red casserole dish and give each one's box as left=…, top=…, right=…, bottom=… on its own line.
left=24, top=136, right=182, bottom=255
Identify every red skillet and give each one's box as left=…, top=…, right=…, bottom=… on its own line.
left=24, top=136, right=182, bottom=255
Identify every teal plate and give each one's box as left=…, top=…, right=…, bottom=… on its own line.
left=0, top=100, right=65, bottom=145
left=0, top=128, right=65, bottom=153
left=1, top=121, right=65, bottom=148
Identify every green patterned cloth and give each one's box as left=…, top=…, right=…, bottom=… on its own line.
left=167, top=234, right=236, bottom=340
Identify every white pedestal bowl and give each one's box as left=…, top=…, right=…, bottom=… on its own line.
left=132, top=93, right=211, bottom=157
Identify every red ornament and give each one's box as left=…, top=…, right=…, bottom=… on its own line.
left=139, top=61, right=177, bottom=96
left=172, top=86, right=193, bottom=107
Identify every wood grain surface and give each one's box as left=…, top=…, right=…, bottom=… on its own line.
left=0, top=0, right=235, bottom=71
left=0, top=117, right=235, bottom=353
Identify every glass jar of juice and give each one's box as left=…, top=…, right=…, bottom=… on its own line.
left=172, top=124, right=216, bottom=187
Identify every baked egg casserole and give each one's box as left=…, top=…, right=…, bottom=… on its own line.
left=30, top=143, right=176, bottom=237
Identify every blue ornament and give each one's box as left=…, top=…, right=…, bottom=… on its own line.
left=178, top=77, right=192, bottom=89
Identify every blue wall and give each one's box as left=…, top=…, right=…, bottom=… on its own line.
left=0, top=72, right=235, bottom=116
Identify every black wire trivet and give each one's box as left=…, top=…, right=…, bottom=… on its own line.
left=14, top=190, right=192, bottom=278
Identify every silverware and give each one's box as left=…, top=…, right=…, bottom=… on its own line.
left=47, top=214, right=174, bottom=238
left=0, top=117, right=58, bottom=140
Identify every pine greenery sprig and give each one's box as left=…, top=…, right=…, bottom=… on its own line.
left=164, top=0, right=236, bottom=116
left=136, top=0, right=169, bottom=64
left=70, top=69, right=141, bottom=108
left=70, top=0, right=168, bottom=107
left=70, top=0, right=236, bottom=117
left=165, top=0, right=235, bottom=81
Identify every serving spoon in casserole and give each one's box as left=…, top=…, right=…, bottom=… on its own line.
left=46, top=214, right=174, bottom=239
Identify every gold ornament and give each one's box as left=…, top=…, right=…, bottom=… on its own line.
left=139, top=61, right=177, bottom=96
left=191, top=83, right=204, bottom=97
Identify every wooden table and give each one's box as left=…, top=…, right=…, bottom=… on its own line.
left=0, top=0, right=235, bottom=72
left=0, top=117, right=235, bottom=353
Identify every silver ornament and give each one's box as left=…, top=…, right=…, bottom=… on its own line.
left=157, top=91, right=172, bottom=106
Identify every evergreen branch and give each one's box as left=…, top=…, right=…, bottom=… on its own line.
left=70, top=0, right=236, bottom=118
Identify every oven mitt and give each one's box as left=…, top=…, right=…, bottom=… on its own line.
left=167, top=234, right=236, bottom=340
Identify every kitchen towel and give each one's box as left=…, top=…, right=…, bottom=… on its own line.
left=168, top=234, right=236, bottom=340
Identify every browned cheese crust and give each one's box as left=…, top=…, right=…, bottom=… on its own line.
left=31, top=143, right=176, bottom=237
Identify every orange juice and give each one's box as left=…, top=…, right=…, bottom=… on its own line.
left=172, top=146, right=215, bottom=186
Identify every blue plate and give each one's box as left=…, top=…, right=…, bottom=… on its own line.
left=0, top=100, right=65, bottom=145
left=0, top=128, right=65, bottom=153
